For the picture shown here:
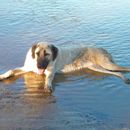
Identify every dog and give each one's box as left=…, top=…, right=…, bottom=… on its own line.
left=0, top=42, right=130, bottom=93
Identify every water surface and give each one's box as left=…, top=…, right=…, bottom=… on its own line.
left=0, top=0, right=130, bottom=129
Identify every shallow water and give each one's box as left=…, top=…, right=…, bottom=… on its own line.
left=0, top=0, right=130, bottom=129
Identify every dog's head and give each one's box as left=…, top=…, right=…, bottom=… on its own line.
left=31, top=42, right=58, bottom=74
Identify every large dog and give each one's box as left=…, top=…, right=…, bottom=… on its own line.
left=0, top=42, right=130, bottom=92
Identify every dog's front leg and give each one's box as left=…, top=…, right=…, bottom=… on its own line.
left=44, top=70, right=55, bottom=93
left=0, top=70, right=14, bottom=80
left=0, top=67, right=27, bottom=80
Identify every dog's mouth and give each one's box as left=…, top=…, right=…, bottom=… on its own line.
left=34, top=68, right=45, bottom=75
left=36, top=59, right=49, bottom=75
left=37, top=69, right=45, bottom=75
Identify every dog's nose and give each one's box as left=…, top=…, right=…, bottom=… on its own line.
left=37, top=59, right=49, bottom=69
left=37, top=64, right=43, bottom=69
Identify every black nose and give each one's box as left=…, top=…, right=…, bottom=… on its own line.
left=37, top=64, right=43, bottom=69
left=37, top=59, right=49, bottom=69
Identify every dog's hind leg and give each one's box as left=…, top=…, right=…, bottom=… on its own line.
left=91, top=48, right=130, bottom=72
left=87, top=62, right=130, bottom=84
left=100, top=62, right=130, bottom=72
left=0, top=67, right=26, bottom=80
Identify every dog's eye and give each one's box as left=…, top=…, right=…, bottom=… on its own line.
left=44, top=53, right=50, bottom=56
left=36, top=52, right=40, bottom=56
left=44, top=50, right=50, bottom=56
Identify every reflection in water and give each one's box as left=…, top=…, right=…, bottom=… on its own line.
left=2, top=72, right=48, bottom=95
left=0, top=69, right=109, bottom=102
left=24, top=72, right=47, bottom=97
left=0, top=68, right=130, bottom=129
left=2, top=69, right=112, bottom=94
left=0, top=72, right=59, bottom=129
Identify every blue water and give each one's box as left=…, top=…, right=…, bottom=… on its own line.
left=0, top=0, right=130, bottom=129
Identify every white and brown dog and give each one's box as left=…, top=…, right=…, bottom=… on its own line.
left=0, top=42, right=130, bottom=92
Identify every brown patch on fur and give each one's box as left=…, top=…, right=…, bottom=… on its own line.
left=50, top=45, right=58, bottom=61
left=31, top=44, right=37, bottom=59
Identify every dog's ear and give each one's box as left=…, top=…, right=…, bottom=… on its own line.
left=50, top=44, right=58, bottom=61
left=31, top=44, right=37, bottom=59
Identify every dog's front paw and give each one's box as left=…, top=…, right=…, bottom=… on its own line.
left=0, top=70, right=14, bottom=81
left=0, top=76, right=4, bottom=81
left=44, top=86, right=53, bottom=93
left=125, top=78, right=130, bottom=84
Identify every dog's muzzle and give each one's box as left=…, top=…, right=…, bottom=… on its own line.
left=37, top=58, right=49, bottom=74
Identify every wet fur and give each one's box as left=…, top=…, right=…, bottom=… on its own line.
left=0, top=42, right=130, bottom=93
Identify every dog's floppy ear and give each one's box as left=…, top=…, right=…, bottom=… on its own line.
left=31, top=44, right=37, bottom=59
left=50, top=44, right=58, bottom=61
